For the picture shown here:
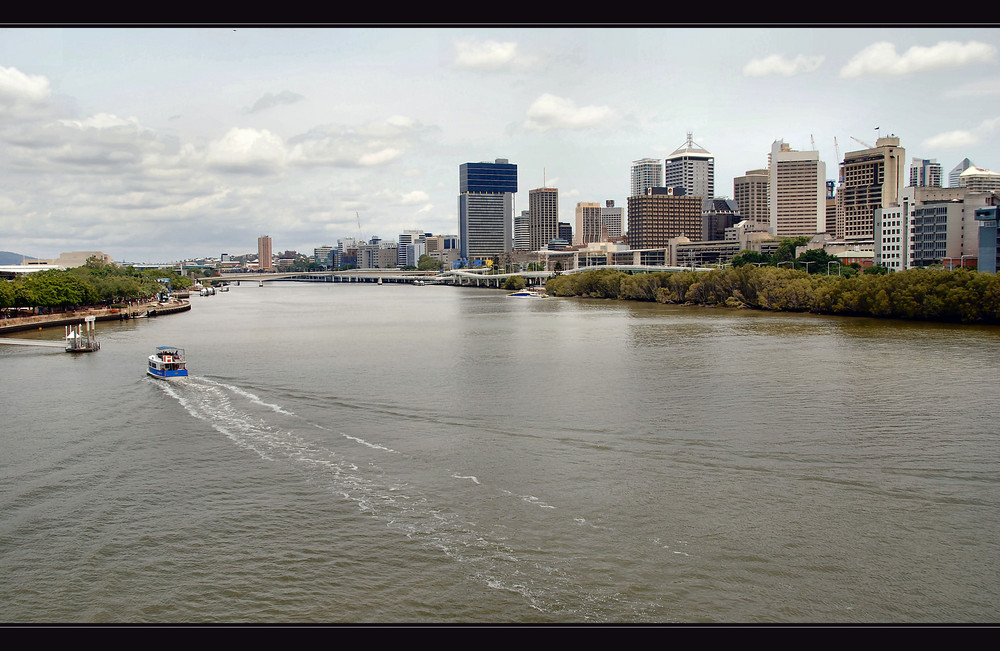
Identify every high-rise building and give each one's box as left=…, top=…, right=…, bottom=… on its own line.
left=958, top=165, right=1000, bottom=193
left=558, top=221, right=572, bottom=244
left=514, top=210, right=530, bottom=251
left=631, top=158, right=663, bottom=198
left=768, top=140, right=827, bottom=238
left=664, top=132, right=714, bottom=200
left=529, top=187, right=559, bottom=251
left=909, top=158, right=942, bottom=187
left=397, top=230, right=424, bottom=267
left=257, top=235, right=273, bottom=270
left=458, top=158, right=517, bottom=260
left=949, top=158, right=974, bottom=188
left=975, top=196, right=1000, bottom=273
left=733, top=169, right=769, bottom=227
left=601, top=200, right=624, bottom=240
left=701, top=198, right=741, bottom=241
left=836, top=136, right=905, bottom=241
left=574, top=202, right=603, bottom=246
left=313, top=245, right=333, bottom=268
left=875, top=186, right=990, bottom=270
left=626, top=187, right=702, bottom=249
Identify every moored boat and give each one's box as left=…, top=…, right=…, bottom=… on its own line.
left=506, top=288, right=549, bottom=298
left=147, top=346, right=188, bottom=379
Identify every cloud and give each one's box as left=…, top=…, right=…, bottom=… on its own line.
left=287, top=116, right=423, bottom=168
left=245, top=90, right=305, bottom=114
left=840, top=41, right=996, bottom=78
left=743, top=54, right=824, bottom=77
left=453, top=38, right=523, bottom=70
left=523, top=94, right=616, bottom=132
left=943, top=78, right=1000, bottom=99
left=205, top=127, right=287, bottom=175
left=0, top=65, right=54, bottom=121
left=923, top=117, right=1000, bottom=150
left=0, top=65, right=51, bottom=104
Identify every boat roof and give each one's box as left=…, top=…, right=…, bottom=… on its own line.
left=155, top=346, right=184, bottom=351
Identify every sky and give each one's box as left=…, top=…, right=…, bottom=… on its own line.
left=2, top=26, right=1000, bottom=263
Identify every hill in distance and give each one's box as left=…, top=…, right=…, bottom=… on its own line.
left=0, top=251, right=38, bottom=265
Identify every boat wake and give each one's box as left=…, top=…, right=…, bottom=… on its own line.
left=151, top=374, right=667, bottom=621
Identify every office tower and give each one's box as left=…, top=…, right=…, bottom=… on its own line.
left=949, top=158, right=973, bottom=188
left=975, top=197, right=1000, bottom=273
left=701, top=198, right=740, bottom=241
left=768, top=140, right=827, bottom=238
left=825, top=180, right=837, bottom=236
left=514, top=210, right=530, bottom=250
left=733, top=169, right=769, bottom=227
left=558, top=221, right=572, bottom=243
left=601, top=200, right=624, bottom=239
left=836, top=136, right=905, bottom=241
left=664, top=132, right=714, bottom=200
left=957, top=165, right=1000, bottom=192
left=631, top=158, right=663, bottom=198
left=257, top=235, right=273, bottom=270
left=874, top=186, right=989, bottom=270
left=458, top=158, right=517, bottom=260
left=397, top=230, right=424, bottom=267
left=529, top=187, right=559, bottom=251
left=574, top=202, right=603, bottom=245
left=626, top=187, right=702, bottom=249
left=909, top=158, right=942, bottom=187
left=314, top=245, right=333, bottom=268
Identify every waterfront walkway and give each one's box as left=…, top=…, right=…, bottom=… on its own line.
left=0, top=299, right=190, bottom=335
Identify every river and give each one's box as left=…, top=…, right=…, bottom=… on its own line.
left=1, top=281, right=998, bottom=623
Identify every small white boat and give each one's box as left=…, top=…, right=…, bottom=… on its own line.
left=147, top=346, right=188, bottom=379
left=506, top=289, right=549, bottom=298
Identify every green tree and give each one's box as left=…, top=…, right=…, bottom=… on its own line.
left=417, top=255, right=443, bottom=271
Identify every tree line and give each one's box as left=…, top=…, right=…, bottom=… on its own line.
left=0, top=257, right=192, bottom=315
left=545, top=265, right=1000, bottom=324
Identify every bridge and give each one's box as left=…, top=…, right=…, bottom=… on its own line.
left=201, top=264, right=713, bottom=288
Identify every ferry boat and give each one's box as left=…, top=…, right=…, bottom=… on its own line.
left=147, top=346, right=188, bottom=379
left=506, top=288, right=549, bottom=298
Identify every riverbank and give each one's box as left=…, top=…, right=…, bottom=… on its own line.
left=545, top=266, right=1000, bottom=325
left=0, top=299, right=190, bottom=335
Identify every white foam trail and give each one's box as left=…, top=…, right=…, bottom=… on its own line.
left=453, top=474, right=480, bottom=484
left=199, top=376, right=295, bottom=415
left=342, top=433, right=396, bottom=453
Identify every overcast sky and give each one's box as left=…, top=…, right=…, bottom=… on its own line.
left=2, top=26, right=999, bottom=263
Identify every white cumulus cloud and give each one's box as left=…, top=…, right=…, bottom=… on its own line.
left=523, top=94, right=616, bottom=132
left=743, top=54, right=824, bottom=77
left=924, top=117, right=1000, bottom=150
left=0, top=65, right=51, bottom=103
left=206, top=127, right=287, bottom=175
left=840, top=41, right=996, bottom=78
left=453, top=39, right=521, bottom=70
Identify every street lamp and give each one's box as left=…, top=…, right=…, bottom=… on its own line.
left=777, top=261, right=794, bottom=270
left=800, top=261, right=813, bottom=274
left=828, top=261, right=841, bottom=276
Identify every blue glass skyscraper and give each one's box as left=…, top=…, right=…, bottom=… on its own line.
left=459, top=158, right=517, bottom=260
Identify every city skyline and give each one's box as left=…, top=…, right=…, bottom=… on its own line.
left=2, top=26, right=1000, bottom=262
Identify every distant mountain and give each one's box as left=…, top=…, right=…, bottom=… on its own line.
left=0, top=251, right=38, bottom=265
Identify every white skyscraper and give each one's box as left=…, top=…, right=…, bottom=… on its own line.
left=664, top=132, right=714, bottom=200
left=768, top=140, right=826, bottom=237
left=631, top=158, right=663, bottom=198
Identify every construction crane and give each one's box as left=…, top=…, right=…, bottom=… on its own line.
left=834, top=137, right=840, bottom=163
left=851, top=136, right=874, bottom=150
left=810, top=134, right=816, bottom=151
